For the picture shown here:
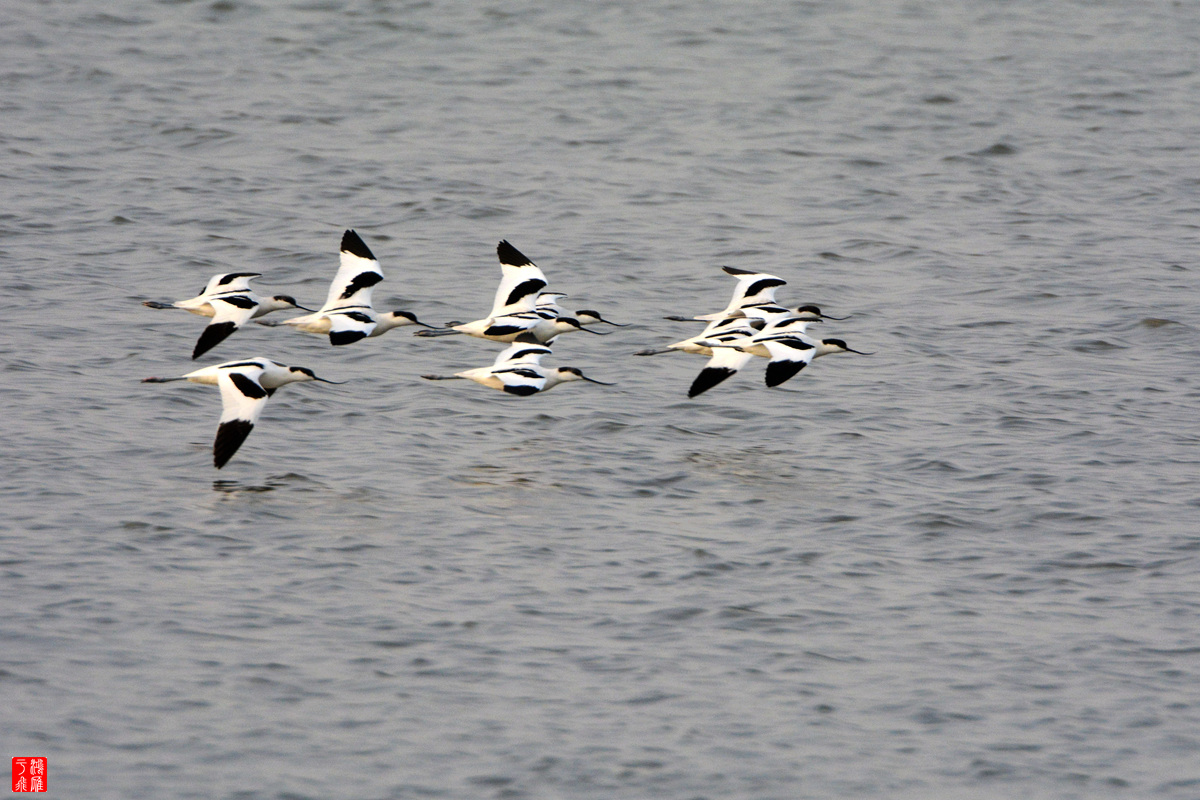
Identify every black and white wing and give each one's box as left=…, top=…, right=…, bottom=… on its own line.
left=715, top=267, right=787, bottom=317
left=213, top=363, right=271, bottom=468
left=489, top=241, right=548, bottom=317
left=192, top=293, right=261, bottom=359
left=688, top=345, right=755, bottom=398
left=319, top=230, right=384, bottom=312
left=759, top=337, right=817, bottom=387
left=492, top=336, right=552, bottom=366
left=200, top=272, right=261, bottom=297
left=490, top=365, right=549, bottom=396
left=699, top=314, right=764, bottom=338
left=325, top=309, right=378, bottom=346
left=535, top=291, right=568, bottom=319
left=480, top=311, right=540, bottom=340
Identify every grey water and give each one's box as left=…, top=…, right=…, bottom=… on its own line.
left=2, top=1, right=1199, bottom=798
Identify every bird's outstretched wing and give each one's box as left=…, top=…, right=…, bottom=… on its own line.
left=192, top=294, right=260, bottom=359
left=489, top=241, right=548, bottom=317
left=200, top=272, right=261, bottom=297
left=705, top=267, right=787, bottom=319
left=760, top=338, right=817, bottom=387
left=492, top=336, right=552, bottom=366
left=688, top=346, right=755, bottom=398
left=319, top=230, right=384, bottom=312
left=213, top=364, right=270, bottom=468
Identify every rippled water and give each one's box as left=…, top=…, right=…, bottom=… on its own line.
left=3, top=1, right=1200, bottom=798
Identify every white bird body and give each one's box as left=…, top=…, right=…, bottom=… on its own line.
left=144, top=272, right=312, bottom=359
left=433, top=311, right=542, bottom=343
left=278, top=230, right=427, bottom=345
left=142, top=357, right=341, bottom=468
left=422, top=335, right=611, bottom=396
left=635, top=315, right=764, bottom=357
left=424, top=363, right=611, bottom=396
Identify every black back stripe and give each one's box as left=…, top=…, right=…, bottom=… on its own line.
left=744, top=278, right=786, bottom=297
left=213, top=419, right=254, bottom=468
left=485, top=324, right=530, bottom=337
left=192, top=322, right=238, bottom=360
left=338, top=270, right=383, bottom=300
left=494, top=367, right=543, bottom=379
left=228, top=372, right=268, bottom=400
left=507, top=347, right=550, bottom=360
left=341, top=311, right=374, bottom=324
left=340, top=230, right=376, bottom=260
left=775, top=338, right=815, bottom=351
left=504, top=278, right=547, bottom=308
left=213, top=294, right=258, bottom=309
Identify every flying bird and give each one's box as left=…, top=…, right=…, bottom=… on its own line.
left=143, top=272, right=313, bottom=359
left=274, top=230, right=430, bottom=345
left=142, top=357, right=342, bottom=468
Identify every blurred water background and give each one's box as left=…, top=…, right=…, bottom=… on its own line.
left=2, top=0, right=1199, bottom=797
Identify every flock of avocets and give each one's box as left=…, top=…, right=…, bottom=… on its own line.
left=143, top=230, right=868, bottom=468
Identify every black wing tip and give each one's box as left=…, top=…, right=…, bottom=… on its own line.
left=329, top=329, right=368, bottom=346
left=765, top=360, right=807, bottom=388
left=497, top=240, right=534, bottom=267
left=192, top=321, right=238, bottom=359
left=213, top=419, right=254, bottom=468
left=216, top=272, right=262, bottom=286
left=688, top=367, right=736, bottom=398
left=722, top=266, right=755, bottom=275
left=341, top=229, right=376, bottom=261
